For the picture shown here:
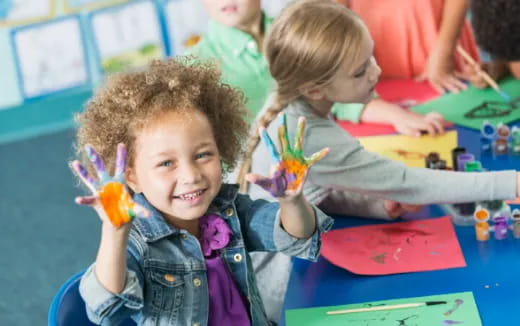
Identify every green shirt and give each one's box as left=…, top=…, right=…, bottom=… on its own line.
left=187, top=16, right=274, bottom=120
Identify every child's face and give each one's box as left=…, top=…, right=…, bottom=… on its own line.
left=201, top=0, right=261, bottom=29
left=128, top=110, right=223, bottom=224
left=321, top=26, right=381, bottom=104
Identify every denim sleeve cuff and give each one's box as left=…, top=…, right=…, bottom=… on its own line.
left=272, top=205, right=333, bottom=262
left=79, top=264, right=144, bottom=320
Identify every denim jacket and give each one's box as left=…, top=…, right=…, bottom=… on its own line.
left=80, top=184, right=333, bottom=326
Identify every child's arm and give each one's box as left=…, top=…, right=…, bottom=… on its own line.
left=418, top=0, right=469, bottom=93
left=246, top=115, right=329, bottom=239
left=359, top=99, right=448, bottom=137
left=71, top=144, right=149, bottom=322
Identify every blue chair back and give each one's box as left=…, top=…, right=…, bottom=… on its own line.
left=48, top=270, right=136, bottom=326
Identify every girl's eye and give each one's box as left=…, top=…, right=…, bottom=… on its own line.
left=159, top=160, right=173, bottom=167
left=354, top=68, right=366, bottom=78
left=195, top=152, right=212, bottom=160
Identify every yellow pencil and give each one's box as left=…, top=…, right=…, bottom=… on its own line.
left=456, top=45, right=511, bottom=100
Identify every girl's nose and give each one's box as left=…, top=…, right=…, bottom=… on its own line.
left=179, top=162, right=202, bottom=184
left=369, top=57, right=382, bottom=83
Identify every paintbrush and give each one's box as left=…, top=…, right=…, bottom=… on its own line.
left=456, top=45, right=511, bottom=101
left=326, top=301, right=447, bottom=315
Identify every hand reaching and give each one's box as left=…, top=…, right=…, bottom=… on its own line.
left=71, top=143, right=149, bottom=228
left=417, top=44, right=467, bottom=94
left=246, top=114, right=329, bottom=198
left=393, top=111, right=450, bottom=137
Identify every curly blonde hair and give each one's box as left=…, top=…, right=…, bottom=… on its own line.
left=75, top=57, right=249, bottom=178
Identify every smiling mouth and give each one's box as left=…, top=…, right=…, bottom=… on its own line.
left=222, top=5, right=238, bottom=13
left=173, top=189, right=206, bottom=201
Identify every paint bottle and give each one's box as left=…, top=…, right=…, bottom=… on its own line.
left=451, top=147, right=466, bottom=171
left=473, top=206, right=490, bottom=241
left=480, top=120, right=495, bottom=153
left=464, top=161, right=482, bottom=172
left=511, top=126, right=520, bottom=155
left=457, top=153, right=475, bottom=172
left=425, top=152, right=440, bottom=169
left=512, top=209, right=520, bottom=239
left=493, top=215, right=509, bottom=240
left=494, top=123, right=510, bottom=155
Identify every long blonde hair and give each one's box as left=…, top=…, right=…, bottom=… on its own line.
left=237, top=0, right=365, bottom=191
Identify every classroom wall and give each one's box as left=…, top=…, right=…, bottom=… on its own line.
left=0, top=0, right=290, bottom=143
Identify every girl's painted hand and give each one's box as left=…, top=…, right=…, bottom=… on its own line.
left=246, top=114, right=329, bottom=199
left=70, top=143, right=149, bottom=228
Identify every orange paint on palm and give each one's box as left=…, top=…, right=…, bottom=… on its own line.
left=284, top=159, right=307, bottom=190
left=99, top=182, right=134, bottom=228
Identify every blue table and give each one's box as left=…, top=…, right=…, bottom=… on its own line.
left=281, top=124, right=520, bottom=326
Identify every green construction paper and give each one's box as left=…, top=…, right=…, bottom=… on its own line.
left=285, top=292, right=481, bottom=326
left=412, top=77, right=520, bottom=130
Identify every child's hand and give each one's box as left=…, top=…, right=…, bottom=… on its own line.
left=383, top=200, right=422, bottom=219
left=246, top=114, right=329, bottom=199
left=393, top=111, right=449, bottom=137
left=417, top=44, right=467, bottom=94
left=462, top=61, right=510, bottom=89
left=70, top=143, right=149, bottom=228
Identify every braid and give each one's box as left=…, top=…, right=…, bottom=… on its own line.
left=236, top=95, right=289, bottom=192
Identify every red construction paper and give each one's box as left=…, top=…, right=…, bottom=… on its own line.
left=337, top=79, right=440, bottom=137
left=321, top=216, right=466, bottom=275
left=376, top=79, right=440, bottom=105
left=336, top=120, right=397, bottom=137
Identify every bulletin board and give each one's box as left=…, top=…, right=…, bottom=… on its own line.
left=89, top=0, right=166, bottom=74
left=64, top=0, right=128, bottom=13
left=10, top=16, right=90, bottom=99
left=164, top=0, right=208, bottom=56
left=0, top=0, right=56, bottom=27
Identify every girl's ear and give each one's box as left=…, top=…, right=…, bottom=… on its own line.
left=299, top=84, right=325, bottom=100
left=125, top=168, right=140, bottom=193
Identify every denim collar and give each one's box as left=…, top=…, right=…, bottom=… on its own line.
left=206, top=13, right=272, bottom=57
left=132, top=184, right=240, bottom=242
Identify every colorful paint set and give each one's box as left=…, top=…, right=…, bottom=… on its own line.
left=480, top=120, right=520, bottom=155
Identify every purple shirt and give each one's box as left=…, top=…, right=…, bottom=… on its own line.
left=199, top=214, right=251, bottom=326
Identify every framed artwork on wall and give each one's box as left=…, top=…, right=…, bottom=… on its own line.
left=89, top=0, right=166, bottom=74
left=11, top=16, right=90, bottom=99
left=163, top=0, right=208, bottom=56
left=0, top=0, right=56, bottom=27
left=63, top=0, right=128, bottom=14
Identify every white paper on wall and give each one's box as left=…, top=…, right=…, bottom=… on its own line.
left=13, top=17, right=88, bottom=98
left=64, top=0, right=128, bottom=13
left=165, top=0, right=208, bottom=56
left=0, top=0, right=55, bottom=26
left=261, top=0, right=291, bottom=18
left=91, top=0, right=165, bottom=74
